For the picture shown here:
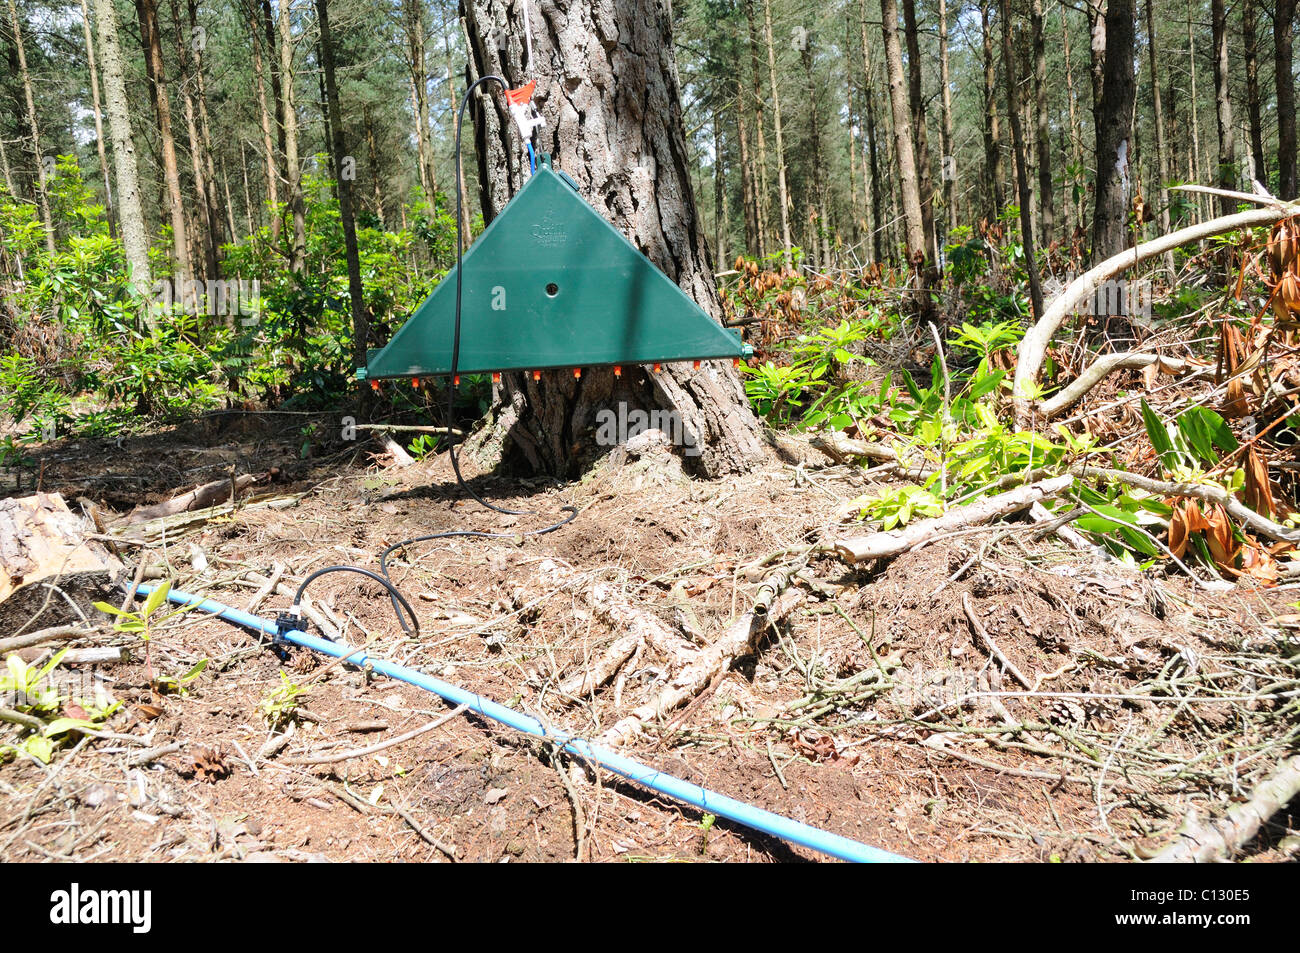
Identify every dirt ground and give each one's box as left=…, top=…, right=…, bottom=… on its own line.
left=1, top=411, right=1297, bottom=863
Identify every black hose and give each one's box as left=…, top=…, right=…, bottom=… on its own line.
left=292, top=565, right=422, bottom=636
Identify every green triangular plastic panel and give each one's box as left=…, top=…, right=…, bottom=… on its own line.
left=360, top=160, right=748, bottom=380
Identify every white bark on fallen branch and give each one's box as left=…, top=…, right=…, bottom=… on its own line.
left=834, top=476, right=1075, bottom=564
left=585, top=583, right=700, bottom=669
left=1071, top=466, right=1300, bottom=545
left=558, top=633, right=640, bottom=703
left=1038, top=353, right=1208, bottom=418
left=599, top=588, right=805, bottom=747
left=1013, top=204, right=1298, bottom=418
left=1148, top=755, right=1300, bottom=863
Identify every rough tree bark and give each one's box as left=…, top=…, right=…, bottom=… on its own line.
left=135, top=0, right=192, bottom=294
left=1276, top=0, right=1297, bottom=200
left=278, top=0, right=306, bottom=272
left=92, top=0, right=151, bottom=296
left=980, top=0, right=1004, bottom=220
left=1211, top=0, right=1236, bottom=215
left=1242, top=0, right=1266, bottom=188
left=78, top=0, right=115, bottom=231
left=1090, top=0, right=1136, bottom=262
left=743, top=0, right=771, bottom=259
left=902, top=0, right=936, bottom=260
left=460, top=0, right=765, bottom=479
left=315, top=0, right=366, bottom=370
left=7, top=0, right=56, bottom=254
left=761, top=0, right=793, bottom=265
left=938, top=0, right=957, bottom=232
left=1000, top=0, right=1044, bottom=318
left=1031, top=0, right=1052, bottom=245
left=859, top=0, right=885, bottom=263
left=880, top=0, right=927, bottom=265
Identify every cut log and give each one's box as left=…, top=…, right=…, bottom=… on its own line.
left=0, top=493, right=124, bottom=633
left=835, top=476, right=1075, bottom=564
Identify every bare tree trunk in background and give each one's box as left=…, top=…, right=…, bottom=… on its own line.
left=1144, top=0, right=1175, bottom=272
left=0, top=134, right=15, bottom=197
left=1000, top=0, right=1043, bottom=318
left=78, top=0, right=115, bottom=232
left=712, top=107, right=727, bottom=267
left=1242, top=0, right=1266, bottom=188
left=1061, top=2, right=1084, bottom=237
left=7, top=0, right=56, bottom=253
left=980, top=0, right=1004, bottom=221
left=800, top=31, right=829, bottom=268
left=136, top=0, right=192, bottom=295
left=901, top=0, right=936, bottom=260
left=881, top=0, right=933, bottom=319
left=1090, top=0, right=1136, bottom=263
left=188, top=0, right=224, bottom=260
left=171, top=0, right=217, bottom=281
left=278, top=0, right=306, bottom=272
left=846, top=16, right=862, bottom=246
left=365, top=108, right=386, bottom=227
left=92, top=0, right=151, bottom=297
left=1086, top=0, right=1105, bottom=111
left=1278, top=0, right=1298, bottom=200
left=1187, top=0, right=1206, bottom=219
left=459, top=0, right=765, bottom=478
left=761, top=0, right=793, bottom=266
left=248, top=2, right=280, bottom=239
left=403, top=0, right=438, bottom=202
left=1031, top=0, right=1052, bottom=246
left=447, top=22, right=474, bottom=239
left=316, top=0, right=367, bottom=370
left=860, top=0, right=885, bottom=264
left=744, top=0, right=771, bottom=259
left=1211, top=0, right=1236, bottom=216
left=735, top=81, right=760, bottom=256
left=938, top=0, right=957, bottom=233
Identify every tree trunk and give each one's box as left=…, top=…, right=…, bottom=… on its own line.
left=315, top=0, right=367, bottom=371
left=1061, top=2, right=1084, bottom=236
left=980, top=0, right=1004, bottom=220
left=1242, top=0, right=1266, bottom=188
left=1187, top=0, right=1206, bottom=218
left=188, top=0, right=224, bottom=261
left=365, top=107, right=386, bottom=227
left=761, top=0, right=793, bottom=266
left=7, top=0, right=55, bottom=253
left=1000, top=0, right=1043, bottom=318
left=881, top=0, right=928, bottom=269
left=248, top=1, right=281, bottom=239
left=171, top=0, right=217, bottom=282
left=860, top=0, right=885, bottom=264
left=735, top=80, right=760, bottom=256
left=135, top=0, right=192, bottom=296
left=901, top=0, right=936, bottom=260
left=1211, top=0, right=1236, bottom=216
left=459, top=0, right=765, bottom=478
left=278, top=0, right=306, bottom=272
left=937, top=0, right=957, bottom=233
left=92, top=0, right=151, bottom=297
left=78, top=0, right=115, bottom=232
left=403, top=0, right=438, bottom=202
left=743, top=0, right=771, bottom=259
left=1144, top=0, right=1175, bottom=271
left=1090, top=0, right=1136, bottom=263
left=800, top=30, right=829, bottom=268
left=1275, top=0, right=1297, bottom=199
left=1031, top=0, right=1052, bottom=246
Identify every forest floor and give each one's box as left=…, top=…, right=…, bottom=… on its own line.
left=1, top=411, right=1297, bottom=863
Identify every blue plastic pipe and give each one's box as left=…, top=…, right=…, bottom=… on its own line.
left=141, top=584, right=914, bottom=864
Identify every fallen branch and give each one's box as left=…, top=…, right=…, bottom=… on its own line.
left=1071, top=466, right=1300, bottom=545
left=281, top=703, right=468, bottom=766
left=600, top=587, right=805, bottom=747
left=0, top=624, right=97, bottom=655
left=122, top=474, right=256, bottom=524
left=835, top=476, right=1074, bottom=564
left=1038, top=353, right=1207, bottom=419
left=962, top=593, right=1032, bottom=689
left=558, top=634, right=640, bottom=703
left=1013, top=202, right=1299, bottom=421
left=1148, top=755, right=1300, bottom=863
